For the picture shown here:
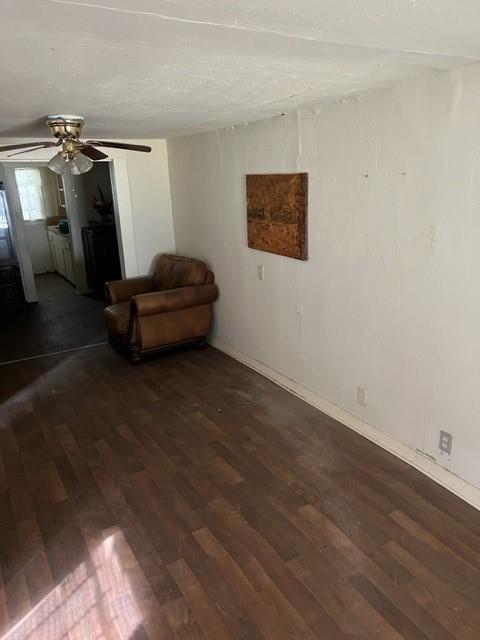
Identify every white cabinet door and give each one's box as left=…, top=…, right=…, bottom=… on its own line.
left=52, top=233, right=65, bottom=277
left=48, top=230, right=76, bottom=285
left=56, top=236, right=66, bottom=278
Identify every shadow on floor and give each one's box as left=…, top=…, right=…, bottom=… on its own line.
left=0, top=273, right=107, bottom=364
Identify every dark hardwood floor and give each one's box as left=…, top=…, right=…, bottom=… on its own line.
left=0, top=273, right=106, bottom=364
left=1, top=340, right=480, bottom=638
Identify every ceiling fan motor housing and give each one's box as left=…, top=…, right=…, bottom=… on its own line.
left=46, top=115, right=84, bottom=140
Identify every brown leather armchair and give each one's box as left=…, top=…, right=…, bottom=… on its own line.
left=104, top=254, right=218, bottom=361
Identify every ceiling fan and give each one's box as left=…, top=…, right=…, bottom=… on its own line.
left=0, top=115, right=151, bottom=175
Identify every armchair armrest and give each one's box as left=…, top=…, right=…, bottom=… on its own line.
left=133, top=284, right=218, bottom=316
left=105, top=275, right=154, bottom=304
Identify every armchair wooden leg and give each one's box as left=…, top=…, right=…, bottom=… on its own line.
left=128, top=345, right=142, bottom=362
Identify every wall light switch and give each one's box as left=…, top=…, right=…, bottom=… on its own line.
left=257, top=265, right=264, bottom=281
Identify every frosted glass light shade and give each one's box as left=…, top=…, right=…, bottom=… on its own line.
left=70, top=153, right=93, bottom=175
left=47, top=152, right=68, bottom=174
left=48, top=151, right=93, bottom=175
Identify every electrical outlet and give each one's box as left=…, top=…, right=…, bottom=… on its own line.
left=439, top=430, right=453, bottom=455
left=356, top=386, right=367, bottom=408
left=257, top=265, right=264, bottom=281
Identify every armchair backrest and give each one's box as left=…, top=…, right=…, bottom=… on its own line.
left=152, top=254, right=211, bottom=291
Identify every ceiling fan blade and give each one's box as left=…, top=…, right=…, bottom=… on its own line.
left=86, top=140, right=152, bottom=153
left=79, top=145, right=109, bottom=161
left=8, top=143, right=59, bottom=157
left=0, top=141, right=57, bottom=153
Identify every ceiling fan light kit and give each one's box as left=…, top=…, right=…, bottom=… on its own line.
left=47, top=150, right=93, bottom=175
left=47, top=151, right=69, bottom=175
left=0, top=115, right=152, bottom=175
left=70, top=152, right=94, bottom=175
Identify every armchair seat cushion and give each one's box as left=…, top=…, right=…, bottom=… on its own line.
left=105, top=302, right=131, bottom=336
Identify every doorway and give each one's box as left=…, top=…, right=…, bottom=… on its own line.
left=0, top=160, right=122, bottom=303
left=0, top=161, right=122, bottom=362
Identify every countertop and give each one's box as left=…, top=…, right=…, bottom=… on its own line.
left=48, top=225, right=71, bottom=239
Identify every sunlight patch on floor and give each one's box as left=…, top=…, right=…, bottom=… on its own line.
left=2, top=529, right=143, bottom=640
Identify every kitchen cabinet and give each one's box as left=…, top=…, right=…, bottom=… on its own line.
left=48, top=226, right=75, bottom=285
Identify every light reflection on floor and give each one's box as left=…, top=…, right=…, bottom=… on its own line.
left=2, top=529, right=142, bottom=640
left=0, top=352, right=78, bottom=425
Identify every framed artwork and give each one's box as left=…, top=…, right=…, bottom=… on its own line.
left=246, top=173, right=308, bottom=260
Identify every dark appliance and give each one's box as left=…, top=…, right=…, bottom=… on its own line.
left=82, top=224, right=121, bottom=295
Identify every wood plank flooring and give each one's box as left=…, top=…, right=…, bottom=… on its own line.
left=1, top=344, right=480, bottom=639
left=0, top=274, right=106, bottom=364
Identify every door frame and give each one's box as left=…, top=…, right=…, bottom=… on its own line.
left=109, top=158, right=137, bottom=278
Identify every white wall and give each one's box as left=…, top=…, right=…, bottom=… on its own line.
left=0, top=139, right=174, bottom=280
left=168, top=62, right=480, bottom=494
left=125, top=140, right=175, bottom=273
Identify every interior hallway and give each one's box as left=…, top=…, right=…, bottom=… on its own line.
left=0, top=273, right=106, bottom=364
left=1, top=341, right=480, bottom=639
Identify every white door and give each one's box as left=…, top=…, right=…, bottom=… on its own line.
left=0, top=164, right=37, bottom=302
left=25, top=219, right=53, bottom=274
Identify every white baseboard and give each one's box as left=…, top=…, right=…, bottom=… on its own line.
left=212, top=339, right=480, bottom=512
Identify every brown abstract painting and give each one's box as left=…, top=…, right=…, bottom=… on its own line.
left=246, top=173, right=308, bottom=260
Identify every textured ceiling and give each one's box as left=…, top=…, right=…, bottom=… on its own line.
left=1, top=0, right=479, bottom=138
